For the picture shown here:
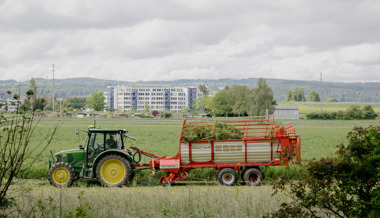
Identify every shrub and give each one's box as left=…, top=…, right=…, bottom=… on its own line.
left=151, top=110, right=159, bottom=117
left=268, top=125, right=380, bottom=217
left=163, top=111, right=172, bottom=118
left=305, top=105, right=377, bottom=120
left=336, top=110, right=344, bottom=119
left=344, top=105, right=362, bottom=119
left=305, top=112, right=320, bottom=119
left=362, top=105, right=377, bottom=119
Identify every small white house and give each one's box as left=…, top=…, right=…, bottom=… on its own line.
left=274, top=105, right=299, bottom=119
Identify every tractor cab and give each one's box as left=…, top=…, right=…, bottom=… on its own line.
left=86, top=128, right=127, bottom=166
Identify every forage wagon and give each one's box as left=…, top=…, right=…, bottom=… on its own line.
left=49, top=115, right=301, bottom=187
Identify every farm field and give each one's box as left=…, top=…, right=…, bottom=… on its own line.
left=12, top=117, right=379, bottom=180
left=278, top=101, right=380, bottom=115
left=2, top=117, right=379, bottom=217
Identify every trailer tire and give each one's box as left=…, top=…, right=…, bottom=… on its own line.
left=48, top=162, right=75, bottom=187
left=96, top=155, right=131, bottom=187
left=217, top=168, right=237, bottom=186
left=163, top=181, right=172, bottom=187
left=243, top=168, right=262, bottom=186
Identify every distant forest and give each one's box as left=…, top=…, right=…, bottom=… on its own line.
left=1, top=77, right=379, bottom=103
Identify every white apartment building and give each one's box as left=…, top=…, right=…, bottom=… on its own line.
left=104, top=86, right=201, bottom=112
left=0, top=99, right=22, bottom=112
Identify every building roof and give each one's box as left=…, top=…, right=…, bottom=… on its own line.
left=275, top=105, right=299, bottom=110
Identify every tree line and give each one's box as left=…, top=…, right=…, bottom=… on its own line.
left=194, top=78, right=276, bottom=117
left=1, top=77, right=380, bottom=103
left=306, top=105, right=377, bottom=120
left=12, top=78, right=106, bottom=113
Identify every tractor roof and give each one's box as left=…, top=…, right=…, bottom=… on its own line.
left=88, top=128, right=127, bottom=133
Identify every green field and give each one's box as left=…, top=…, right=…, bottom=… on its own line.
left=278, top=101, right=380, bottom=115
left=2, top=117, right=379, bottom=217
left=15, top=117, right=379, bottom=180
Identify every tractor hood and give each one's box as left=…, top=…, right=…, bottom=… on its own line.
left=53, top=147, right=86, bottom=166
left=55, top=148, right=84, bottom=156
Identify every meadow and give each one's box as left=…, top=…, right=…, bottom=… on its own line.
left=278, top=101, right=380, bottom=115
left=18, top=117, right=380, bottom=180
left=2, top=116, right=379, bottom=217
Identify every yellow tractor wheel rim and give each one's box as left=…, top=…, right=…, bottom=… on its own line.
left=52, top=167, right=70, bottom=185
left=100, top=159, right=126, bottom=185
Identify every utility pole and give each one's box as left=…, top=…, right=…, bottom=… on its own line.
left=18, top=80, right=21, bottom=97
left=53, top=64, right=55, bottom=113
left=320, top=72, right=322, bottom=114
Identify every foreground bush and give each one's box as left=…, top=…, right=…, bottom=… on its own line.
left=269, top=125, right=380, bottom=217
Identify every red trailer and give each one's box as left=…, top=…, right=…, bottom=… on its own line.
left=133, top=115, right=301, bottom=186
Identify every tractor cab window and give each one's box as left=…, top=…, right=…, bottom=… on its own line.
left=105, top=133, right=118, bottom=149
left=87, top=132, right=124, bottom=166
left=87, top=132, right=106, bottom=166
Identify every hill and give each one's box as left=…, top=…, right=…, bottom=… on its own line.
left=1, top=77, right=379, bottom=103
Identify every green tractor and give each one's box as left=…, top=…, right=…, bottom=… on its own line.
left=48, top=126, right=140, bottom=187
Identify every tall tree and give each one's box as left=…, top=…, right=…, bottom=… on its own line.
left=143, top=102, right=151, bottom=113
left=87, top=92, right=105, bottom=111
left=29, top=78, right=37, bottom=111
left=198, top=84, right=209, bottom=95
left=247, top=78, right=275, bottom=116
left=230, top=85, right=250, bottom=116
left=64, top=97, right=86, bottom=110
left=308, top=90, right=320, bottom=102
left=211, top=89, right=233, bottom=117
left=44, top=97, right=58, bottom=111
left=288, top=87, right=306, bottom=101
left=194, top=95, right=212, bottom=113
left=286, top=90, right=293, bottom=101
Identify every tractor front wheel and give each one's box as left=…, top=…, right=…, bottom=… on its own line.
left=96, top=155, right=131, bottom=187
left=48, top=162, right=75, bottom=187
left=217, top=168, right=237, bottom=186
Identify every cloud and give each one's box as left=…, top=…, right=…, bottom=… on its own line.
left=0, top=0, right=380, bottom=82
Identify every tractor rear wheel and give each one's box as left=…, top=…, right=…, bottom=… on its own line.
left=243, top=168, right=262, bottom=186
left=48, top=162, right=75, bottom=187
left=96, top=155, right=131, bottom=187
left=217, top=168, right=237, bottom=186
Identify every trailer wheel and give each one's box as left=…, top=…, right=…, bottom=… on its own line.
left=48, top=162, right=75, bottom=187
left=218, top=168, right=237, bottom=186
left=243, top=168, right=262, bottom=186
left=96, top=155, right=131, bottom=187
left=163, top=181, right=172, bottom=187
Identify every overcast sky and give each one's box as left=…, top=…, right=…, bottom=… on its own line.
left=1, top=0, right=380, bottom=82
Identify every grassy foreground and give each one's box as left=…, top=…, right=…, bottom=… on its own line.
left=5, top=181, right=289, bottom=217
